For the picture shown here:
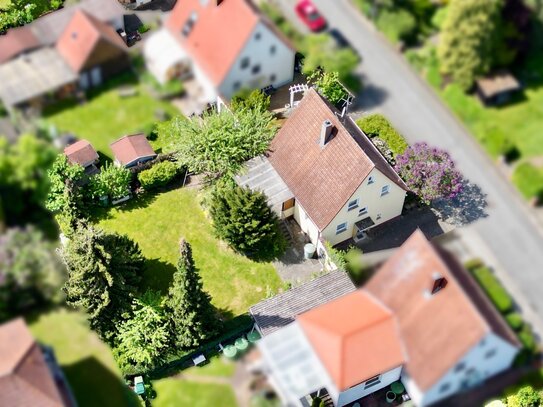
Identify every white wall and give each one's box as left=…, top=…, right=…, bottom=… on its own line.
left=336, top=366, right=403, bottom=407
left=294, top=202, right=320, bottom=245
left=402, top=332, right=519, bottom=406
left=322, top=168, right=406, bottom=246
left=218, top=21, right=294, bottom=99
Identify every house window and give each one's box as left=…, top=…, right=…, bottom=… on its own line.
left=336, top=222, right=348, bottom=234
left=233, top=81, right=241, bottom=92
left=255, top=32, right=261, bottom=40
left=270, top=45, right=276, bottom=55
left=240, top=57, right=250, bottom=69
left=182, top=11, right=198, bottom=37
left=347, top=199, right=359, bottom=211
left=270, top=74, right=276, bottom=83
left=454, top=362, right=466, bottom=373
left=364, top=375, right=381, bottom=389
left=381, top=185, right=390, bottom=196
left=358, top=206, right=368, bottom=216
left=252, top=64, right=261, bottom=75
left=485, top=349, right=497, bottom=359
left=368, top=175, right=375, bottom=185
left=439, top=382, right=451, bottom=394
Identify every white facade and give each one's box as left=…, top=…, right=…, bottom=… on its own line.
left=402, top=332, right=519, bottom=407
left=288, top=168, right=406, bottom=247
left=336, top=366, right=403, bottom=406
left=218, top=21, right=295, bottom=99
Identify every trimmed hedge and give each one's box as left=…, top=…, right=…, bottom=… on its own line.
left=138, top=161, right=178, bottom=190
left=470, top=266, right=514, bottom=314
left=464, top=258, right=484, bottom=271
left=505, top=312, right=524, bottom=332
left=356, top=114, right=408, bottom=156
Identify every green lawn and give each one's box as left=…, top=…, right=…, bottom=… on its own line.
left=44, top=75, right=179, bottom=159
left=28, top=308, right=140, bottom=407
left=96, top=187, right=281, bottom=316
left=153, top=380, right=237, bottom=407
left=0, top=0, right=10, bottom=8
left=186, top=356, right=236, bottom=378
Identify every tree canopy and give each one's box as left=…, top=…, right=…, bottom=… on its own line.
left=395, top=142, right=463, bottom=203
left=0, top=226, right=66, bottom=320
left=158, top=106, right=277, bottom=178
left=209, top=182, right=285, bottom=260
left=166, top=239, right=219, bottom=350
left=438, top=0, right=503, bottom=90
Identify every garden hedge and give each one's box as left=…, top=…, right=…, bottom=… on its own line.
left=470, top=266, right=513, bottom=314
left=138, top=161, right=178, bottom=190
left=505, top=312, right=524, bottom=332
left=356, top=114, right=408, bottom=156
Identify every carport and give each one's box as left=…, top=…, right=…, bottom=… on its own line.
left=0, top=48, right=77, bottom=110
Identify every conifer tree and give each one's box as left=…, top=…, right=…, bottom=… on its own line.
left=166, top=239, right=219, bottom=350
left=209, top=183, right=285, bottom=259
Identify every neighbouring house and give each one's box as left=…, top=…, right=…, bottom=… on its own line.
left=0, top=318, right=76, bottom=407
left=110, top=133, right=157, bottom=168
left=476, top=71, right=521, bottom=106
left=143, top=0, right=295, bottom=106
left=64, top=139, right=100, bottom=174
left=56, top=10, right=130, bottom=90
left=251, top=231, right=520, bottom=407
left=236, top=88, right=408, bottom=248
left=0, top=0, right=127, bottom=113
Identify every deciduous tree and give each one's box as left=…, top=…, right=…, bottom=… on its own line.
left=395, top=142, right=463, bottom=203
left=114, top=290, right=171, bottom=374
left=438, top=0, right=503, bottom=90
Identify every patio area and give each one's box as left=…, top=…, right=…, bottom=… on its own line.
left=344, top=382, right=412, bottom=407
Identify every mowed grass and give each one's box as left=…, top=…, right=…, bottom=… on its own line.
left=0, top=0, right=10, bottom=8
left=96, top=187, right=281, bottom=316
left=153, top=380, right=237, bottom=407
left=28, top=308, right=139, bottom=407
left=185, top=356, right=236, bottom=378
left=43, top=75, right=179, bottom=159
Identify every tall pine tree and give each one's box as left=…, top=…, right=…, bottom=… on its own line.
left=166, top=239, right=220, bottom=350
left=209, top=183, right=285, bottom=260
left=61, top=222, right=144, bottom=343
left=438, top=0, right=503, bottom=91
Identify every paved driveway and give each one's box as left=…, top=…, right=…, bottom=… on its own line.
left=274, top=0, right=543, bottom=334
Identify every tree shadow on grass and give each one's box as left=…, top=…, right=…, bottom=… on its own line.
left=62, top=356, right=140, bottom=407
left=431, top=179, right=489, bottom=226
left=89, top=192, right=159, bottom=223
left=142, top=258, right=176, bottom=295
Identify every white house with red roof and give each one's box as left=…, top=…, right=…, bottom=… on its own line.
left=250, top=231, right=520, bottom=406
left=236, top=88, right=408, bottom=248
left=143, top=0, right=295, bottom=102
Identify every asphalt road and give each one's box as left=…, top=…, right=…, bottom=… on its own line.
left=275, top=0, right=543, bottom=332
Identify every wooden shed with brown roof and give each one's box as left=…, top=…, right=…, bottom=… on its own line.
left=110, top=133, right=157, bottom=168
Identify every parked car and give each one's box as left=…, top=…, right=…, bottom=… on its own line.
left=295, top=0, right=327, bottom=32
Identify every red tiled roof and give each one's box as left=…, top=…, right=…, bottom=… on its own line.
left=165, top=0, right=260, bottom=86
left=64, top=139, right=98, bottom=167
left=0, top=26, right=40, bottom=64
left=297, top=290, right=405, bottom=391
left=110, top=134, right=156, bottom=166
left=366, top=230, right=519, bottom=391
left=268, top=88, right=407, bottom=230
left=0, top=318, right=65, bottom=407
left=56, top=9, right=126, bottom=73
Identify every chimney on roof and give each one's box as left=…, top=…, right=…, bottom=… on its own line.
left=320, top=120, right=334, bottom=148
left=431, top=272, right=447, bottom=295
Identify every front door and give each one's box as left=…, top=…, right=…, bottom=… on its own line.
left=90, top=67, right=102, bottom=87
left=355, top=227, right=366, bottom=240
left=79, top=72, right=90, bottom=89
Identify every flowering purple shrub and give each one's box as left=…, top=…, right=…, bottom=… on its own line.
left=395, top=142, right=463, bottom=203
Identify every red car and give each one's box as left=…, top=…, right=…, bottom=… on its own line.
left=295, top=0, right=327, bottom=32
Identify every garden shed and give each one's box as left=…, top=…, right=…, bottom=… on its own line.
left=476, top=71, right=521, bottom=106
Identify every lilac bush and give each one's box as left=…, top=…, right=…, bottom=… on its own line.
left=395, top=142, right=463, bottom=203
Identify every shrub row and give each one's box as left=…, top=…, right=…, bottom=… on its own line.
left=356, top=114, right=408, bottom=156
left=470, top=265, right=513, bottom=314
